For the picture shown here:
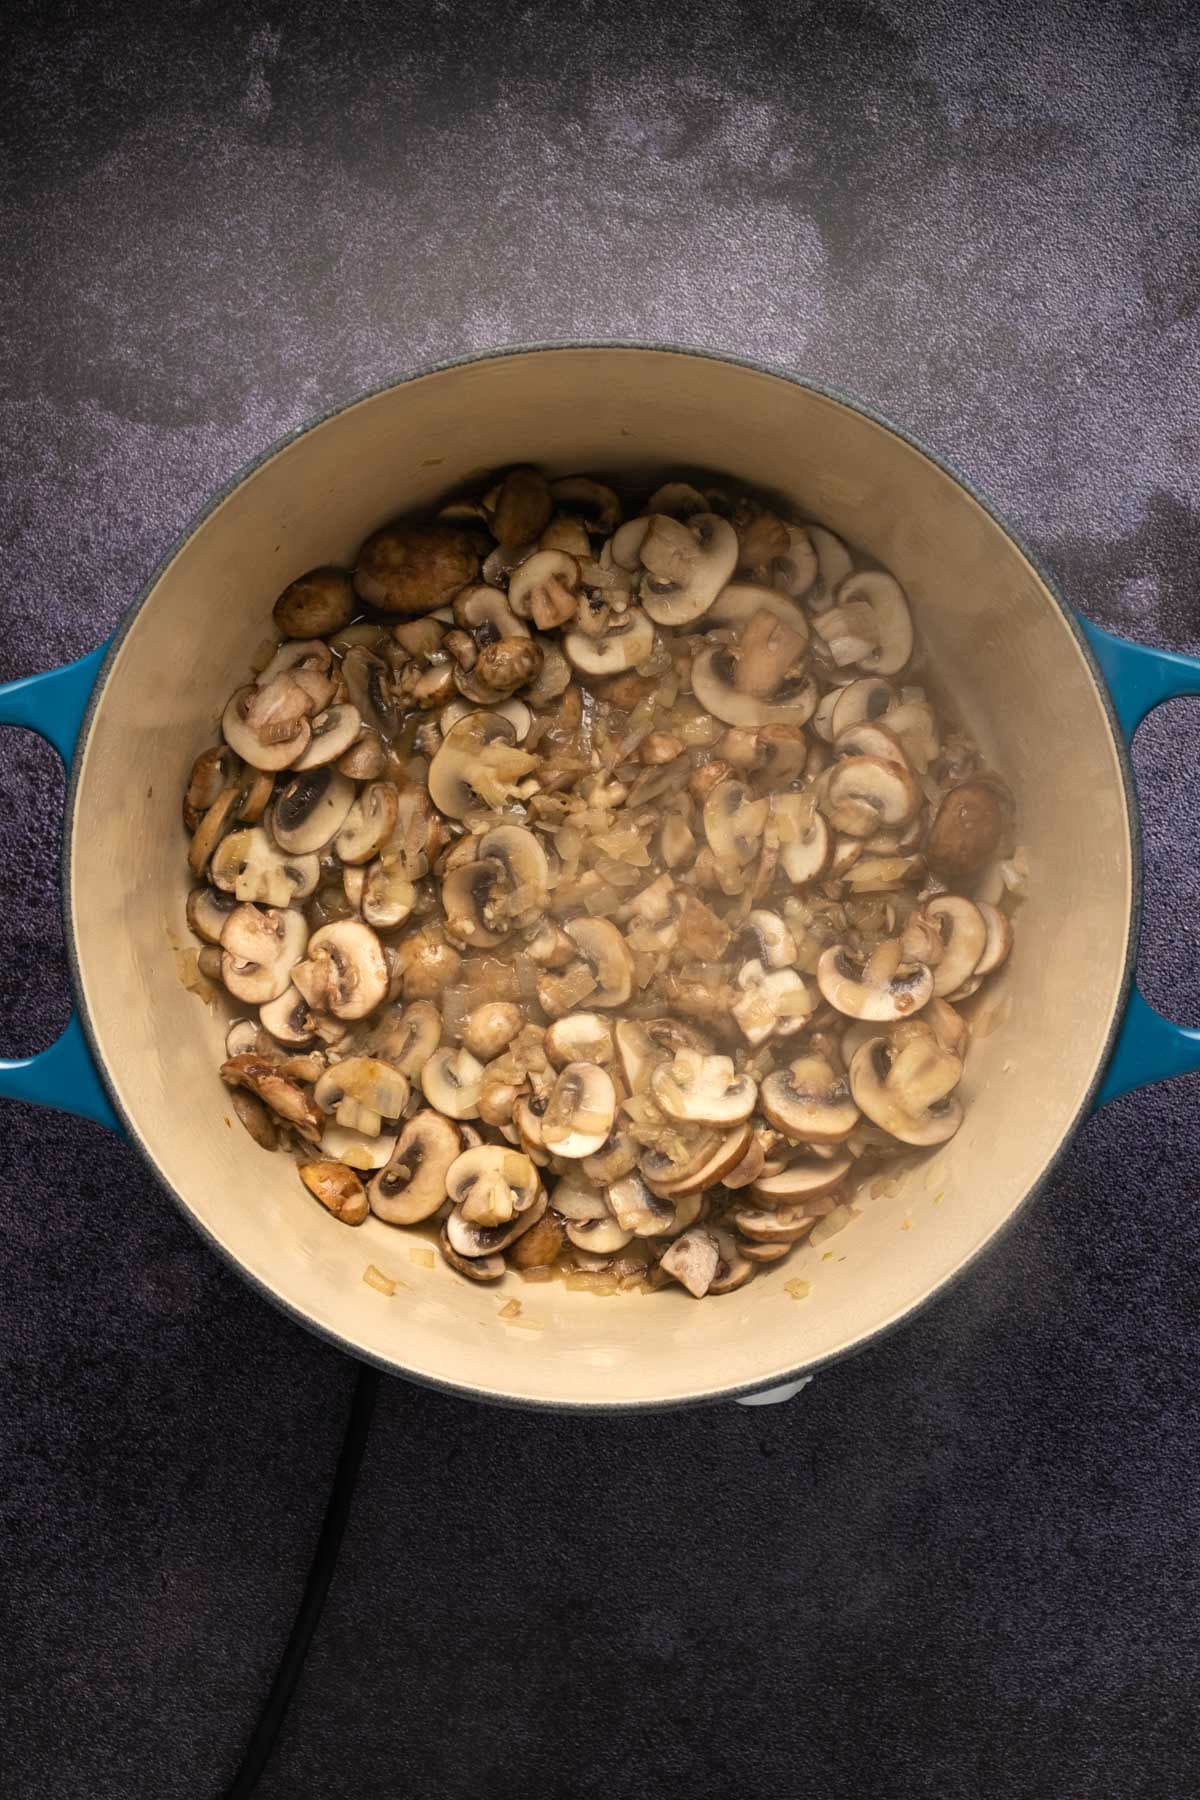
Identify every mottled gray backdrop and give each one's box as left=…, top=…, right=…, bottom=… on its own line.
left=2, top=2, right=1198, bottom=1796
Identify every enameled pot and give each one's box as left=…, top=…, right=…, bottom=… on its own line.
left=3, top=345, right=1199, bottom=1410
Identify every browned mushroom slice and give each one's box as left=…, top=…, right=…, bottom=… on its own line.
left=544, top=1012, right=615, bottom=1069
left=186, top=883, right=240, bottom=945
left=354, top=521, right=480, bottom=616
left=445, top=1145, right=539, bottom=1228
left=606, top=1173, right=676, bottom=1237
left=442, top=858, right=510, bottom=948
left=848, top=1033, right=964, bottom=1146
left=220, top=1052, right=324, bottom=1143
left=542, top=1062, right=617, bottom=1159
left=368, top=1110, right=461, bottom=1224
left=211, top=827, right=320, bottom=908
left=510, top=1212, right=566, bottom=1268
left=298, top=1160, right=369, bottom=1225
left=925, top=896, right=988, bottom=998
left=477, top=825, right=549, bottom=922
left=420, top=1046, right=486, bottom=1120
left=220, top=903, right=309, bottom=1005
left=582, top=1130, right=639, bottom=1184
left=507, top=550, right=581, bottom=629
left=550, top=476, right=622, bottom=536
left=428, top=711, right=536, bottom=818
left=707, top=580, right=811, bottom=645
left=816, top=941, right=933, bottom=1021
left=487, top=467, right=553, bottom=552
left=650, top=1051, right=757, bottom=1127
left=708, top=1229, right=755, bottom=1294
left=291, top=920, right=388, bottom=1020
left=822, top=754, right=919, bottom=839
left=444, top=1187, right=549, bottom=1259
left=563, top=918, right=633, bottom=1008
left=660, top=1229, right=721, bottom=1297
left=222, top=683, right=313, bottom=771
left=229, top=1086, right=279, bottom=1150
left=703, top=779, right=770, bottom=868
left=438, top=1228, right=506, bottom=1283
left=642, top=1121, right=755, bottom=1198
left=334, top=781, right=400, bottom=865
left=637, top=512, right=738, bottom=626
left=759, top=1055, right=860, bottom=1143
left=184, top=744, right=241, bottom=832
left=395, top=927, right=463, bottom=1001
left=691, top=637, right=817, bottom=730
left=733, top=1205, right=818, bottom=1245
left=563, top=607, right=654, bottom=677
left=313, top=1057, right=409, bottom=1137
left=259, top=984, right=319, bottom=1047
left=751, top=1153, right=852, bottom=1208
left=187, top=783, right=243, bottom=876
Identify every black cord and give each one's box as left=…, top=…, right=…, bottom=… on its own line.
left=221, top=1363, right=381, bottom=1798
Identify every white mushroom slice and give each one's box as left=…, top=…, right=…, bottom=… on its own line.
left=269, top=767, right=356, bottom=854
left=830, top=678, right=895, bottom=737
left=183, top=785, right=242, bottom=880
left=259, top=985, right=319, bottom=1046
left=772, top=799, right=831, bottom=885
left=822, top=755, right=919, bottom=838
left=691, top=642, right=818, bottom=730
left=732, top=960, right=816, bottom=1046
left=442, top=858, right=510, bottom=949
left=446, top=1145, right=539, bottom=1229
left=360, top=861, right=416, bottom=930
left=291, top=920, right=388, bottom=1020
left=733, top=1204, right=818, bottom=1245
left=836, top=570, right=914, bottom=675
left=811, top=601, right=879, bottom=667
left=334, top=781, right=400, bottom=866
left=368, top=1110, right=461, bottom=1224
left=742, top=910, right=797, bottom=969
left=708, top=1229, right=756, bottom=1294
left=541, top=1062, right=617, bottom=1160
left=452, top=582, right=530, bottom=643
left=318, top=1124, right=399, bottom=1171
left=186, top=884, right=240, bottom=945
left=641, top=1122, right=755, bottom=1198
left=428, top=711, right=536, bottom=818
left=606, top=1174, right=676, bottom=1237
left=222, top=683, right=314, bottom=771
left=816, top=942, right=933, bottom=1021
left=290, top=705, right=363, bottom=770
left=806, top=525, right=853, bottom=612
left=220, top=904, right=308, bottom=1005
left=364, top=999, right=442, bottom=1077
left=651, top=1050, right=757, bottom=1127
left=582, top=1130, right=639, bottom=1184
left=811, top=689, right=841, bottom=742
left=660, top=1229, right=721, bottom=1297
left=707, top=581, right=811, bottom=648
left=477, top=824, right=550, bottom=922
left=461, top=1001, right=523, bottom=1062
left=254, top=638, right=334, bottom=694
left=770, top=526, right=819, bottom=600
left=882, top=698, right=939, bottom=771
left=211, top=828, right=320, bottom=908
left=738, top=1238, right=792, bottom=1263
left=833, top=719, right=909, bottom=766
left=849, top=1035, right=964, bottom=1146
left=445, top=1188, right=548, bottom=1259
left=609, top=515, right=654, bottom=568
left=565, top=1215, right=635, bottom=1255
left=925, top=896, right=988, bottom=998
left=224, top=1019, right=260, bottom=1058
left=614, top=1019, right=657, bottom=1091
left=313, top=1057, right=410, bottom=1137
left=507, top=550, right=581, bottom=630
left=564, top=918, right=633, bottom=1009
left=759, top=1055, right=859, bottom=1143
left=548, top=1170, right=611, bottom=1221
left=752, top=1151, right=854, bottom=1206
left=550, top=476, right=622, bottom=536
left=563, top=607, right=654, bottom=676
left=703, top=779, right=769, bottom=868
left=525, top=642, right=572, bottom=706
left=637, top=512, right=737, bottom=625
left=420, top=1046, right=485, bottom=1119
left=544, top=1012, right=615, bottom=1069
left=971, top=900, right=1013, bottom=979
left=439, top=1230, right=506, bottom=1282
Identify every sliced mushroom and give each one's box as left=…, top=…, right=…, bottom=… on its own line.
left=565, top=1215, right=635, bottom=1255
left=220, top=1052, right=324, bottom=1143
left=733, top=1205, right=818, bottom=1244
left=970, top=900, right=1012, bottom=979
left=606, top=1173, right=676, bottom=1237
left=691, top=641, right=818, bottom=729
left=541, top=1062, right=617, bottom=1159
left=544, top=1012, right=614, bottom=1069
left=291, top=920, right=388, bottom=1019
left=477, top=824, right=550, bottom=921
left=186, top=884, right=240, bottom=945
left=439, top=1228, right=506, bottom=1282
left=563, top=918, right=633, bottom=1009
left=849, top=1035, right=964, bottom=1146
left=445, top=1145, right=539, bottom=1228
left=548, top=1169, right=611, bottom=1221
left=184, top=745, right=241, bottom=832
left=772, top=799, right=831, bottom=885
left=337, top=728, right=387, bottom=781
left=510, top=1212, right=566, bottom=1268
left=642, top=1121, right=754, bottom=1197
left=637, top=512, right=738, bottom=625
left=822, top=755, right=919, bottom=838
left=462, top=1000, right=523, bottom=1062
left=830, top=677, right=895, bottom=738
left=925, top=896, right=988, bottom=998
left=428, top=711, right=536, bottom=818
left=707, top=1229, right=755, bottom=1294
left=393, top=927, right=462, bottom=1001
left=805, top=525, right=853, bottom=611
left=508, top=550, right=581, bottom=630
left=334, top=781, right=400, bottom=865
left=835, top=570, right=913, bottom=674
left=368, top=1110, right=461, bottom=1224
left=298, top=1160, right=368, bottom=1224
left=229, top=1086, right=279, bottom=1150
left=708, top=581, right=811, bottom=646
left=738, top=1237, right=793, bottom=1263
left=421, top=1045, right=485, bottom=1119
left=313, top=1056, right=409, bottom=1137
left=222, top=683, right=312, bottom=771
left=442, top=858, right=510, bottom=948
left=354, top=521, right=480, bottom=616
left=364, top=999, right=442, bottom=1077
left=550, top=476, right=621, bottom=536
left=660, top=1229, right=721, bottom=1297
left=742, top=910, right=798, bottom=969
left=220, top=903, right=308, bottom=1005
left=187, top=784, right=243, bottom=876
left=361, top=860, right=416, bottom=930
left=445, top=1187, right=548, bottom=1259
left=926, top=780, right=1007, bottom=878
left=455, top=636, right=543, bottom=702
left=563, top=607, right=654, bottom=676
left=341, top=647, right=400, bottom=739
left=582, top=1130, right=639, bottom=1184
left=651, top=1050, right=757, bottom=1127
left=732, top=960, right=816, bottom=1046
left=269, top=767, right=356, bottom=854
left=759, top=1055, right=859, bottom=1143
left=816, top=941, right=933, bottom=1021
left=211, top=827, right=320, bottom=908
left=703, top=779, right=769, bottom=868
left=259, top=984, right=318, bottom=1046
left=224, top=1018, right=261, bottom=1059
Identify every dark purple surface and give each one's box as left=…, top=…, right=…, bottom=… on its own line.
left=2, top=3, right=1199, bottom=1796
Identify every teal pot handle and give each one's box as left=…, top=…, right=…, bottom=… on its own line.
left=0, top=645, right=122, bottom=1134
left=1080, top=621, right=1200, bottom=1108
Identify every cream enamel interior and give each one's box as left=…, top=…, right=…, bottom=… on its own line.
left=68, top=348, right=1133, bottom=1408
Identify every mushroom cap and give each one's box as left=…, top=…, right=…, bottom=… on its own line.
left=650, top=1050, right=757, bottom=1127
left=297, top=1159, right=368, bottom=1224
left=564, top=918, right=633, bottom=1008
left=354, top=521, right=480, bottom=616
left=638, top=512, right=738, bottom=625
left=849, top=1035, right=964, bottom=1146
left=759, top=1055, right=860, bottom=1143
left=487, top=466, right=553, bottom=551
left=461, top=1000, right=524, bottom=1062
left=691, top=644, right=818, bottom=729
left=816, top=943, right=933, bottom=1021
left=420, top=1046, right=486, bottom=1119
left=368, top=1110, right=461, bottom=1224
left=270, top=767, right=357, bottom=854
left=446, top=1145, right=539, bottom=1228
left=273, top=567, right=356, bottom=639
left=292, top=919, right=389, bottom=1020
left=563, top=607, right=654, bottom=676
left=541, top=1062, right=617, bottom=1159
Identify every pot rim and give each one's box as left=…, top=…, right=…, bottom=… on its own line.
left=60, top=339, right=1140, bottom=1411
